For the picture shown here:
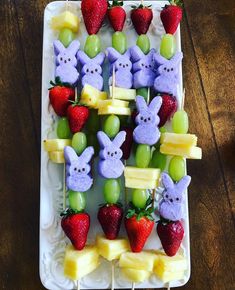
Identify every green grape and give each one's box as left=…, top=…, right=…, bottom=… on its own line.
left=135, top=144, right=151, bottom=168
left=136, top=88, right=148, bottom=102
left=172, top=110, right=189, bottom=134
left=132, top=189, right=148, bottom=209
left=58, top=28, right=75, bottom=48
left=160, top=34, right=176, bottom=60
left=69, top=191, right=86, bottom=211
left=84, top=35, right=101, bottom=58
left=103, top=179, right=120, bottom=204
left=136, top=34, right=150, bottom=54
left=57, top=117, right=72, bottom=139
left=151, top=150, right=167, bottom=171
left=86, top=109, right=100, bottom=133
left=169, top=156, right=185, bottom=181
left=72, top=132, right=87, bottom=154
left=103, top=115, right=120, bottom=138
left=112, top=32, right=127, bottom=54
left=159, top=126, right=167, bottom=133
left=87, top=134, right=99, bottom=156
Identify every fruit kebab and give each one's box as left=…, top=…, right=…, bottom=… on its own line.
left=96, top=70, right=130, bottom=290
left=62, top=145, right=101, bottom=289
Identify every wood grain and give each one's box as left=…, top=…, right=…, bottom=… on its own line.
left=0, top=0, right=234, bottom=289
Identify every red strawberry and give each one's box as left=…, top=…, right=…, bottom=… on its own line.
left=49, top=84, right=75, bottom=117
left=108, top=1, right=126, bottom=32
left=125, top=215, right=154, bottom=252
left=81, top=0, right=108, bottom=35
left=120, top=127, right=133, bottom=160
left=98, top=204, right=123, bottom=240
left=160, top=1, right=183, bottom=35
left=157, top=220, right=184, bottom=256
left=61, top=210, right=90, bottom=250
left=67, top=104, right=89, bottom=134
left=158, top=94, right=177, bottom=127
left=131, top=5, right=153, bottom=35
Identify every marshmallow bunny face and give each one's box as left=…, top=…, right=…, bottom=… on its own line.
left=107, top=48, right=132, bottom=71
left=64, top=146, right=94, bottom=176
left=135, top=96, right=162, bottom=127
left=54, top=40, right=80, bottom=67
left=78, top=51, right=105, bottom=73
left=131, top=46, right=155, bottom=71
left=155, top=52, right=183, bottom=77
left=97, top=131, right=126, bottom=160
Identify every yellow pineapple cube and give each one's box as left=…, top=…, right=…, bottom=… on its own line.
left=81, top=84, right=108, bottom=109
left=121, top=268, right=150, bottom=283
left=160, top=144, right=202, bottom=159
left=160, top=133, right=197, bottom=147
left=97, top=99, right=129, bottom=109
left=109, top=86, right=136, bottom=100
left=119, top=251, right=157, bottom=271
left=125, top=177, right=158, bottom=189
left=64, top=245, right=99, bottom=280
left=48, top=151, right=64, bottom=163
left=96, top=235, right=129, bottom=261
left=155, top=270, right=185, bottom=283
left=98, top=106, right=131, bottom=116
left=43, top=139, right=71, bottom=152
left=51, top=11, right=80, bottom=32
left=124, top=167, right=160, bottom=181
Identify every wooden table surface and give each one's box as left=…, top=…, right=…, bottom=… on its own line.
left=0, top=0, right=235, bottom=289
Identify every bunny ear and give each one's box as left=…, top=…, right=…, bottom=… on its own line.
left=80, top=146, right=94, bottom=163
left=154, top=53, right=167, bottom=66
left=161, top=172, right=174, bottom=189
left=130, top=45, right=144, bottom=62
left=148, top=48, right=156, bottom=58
left=124, top=48, right=131, bottom=59
left=136, top=95, right=148, bottom=112
left=112, top=131, right=126, bottom=148
left=176, top=175, right=191, bottom=192
left=171, top=51, right=183, bottom=65
left=54, top=40, right=65, bottom=55
left=97, top=131, right=112, bottom=148
left=93, top=52, right=105, bottom=65
left=149, top=96, right=162, bottom=114
left=64, top=146, right=78, bottom=164
left=67, top=40, right=80, bottom=55
left=77, top=51, right=91, bottom=65
left=106, top=47, right=121, bottom=62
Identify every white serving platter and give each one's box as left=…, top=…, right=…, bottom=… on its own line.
left=40, top=1, right=190, bottom=289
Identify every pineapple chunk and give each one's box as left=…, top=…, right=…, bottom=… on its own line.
left=48, top=151, right=64, bottom=163
left=109, top=86, right=136, bottom=100
left=64, top=245, right=99, bottom=280
left=155, top=270, right=185, bottom=283
left=125, top=177, right=158, bottom=189
left=119, top=251, right=157, bottom=271
left=97, top=99, right=129, bottom=109
left=121, top=268, right=150, bottom=283
left=81, top=84, right=107, bottom=108
left=43, top=139, right=71, bottom=152
left=98, top=106, right=131, bottom=116
left=160, top=133, right=197, bottom=147
left=96, top=235, right=129, bottom=261
left=160, top=144, right=202, bottom=159
left=51, top=11, right=80, bottom=32
left=124, top=167, right=160, bottom=180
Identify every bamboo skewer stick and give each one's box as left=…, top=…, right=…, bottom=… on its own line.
left=77, top=279, right=80, bottom=290
left=167, top=283, right=170, bottom=290
left=132, top=282, right=135, bottom=290
left=63, top=164, right=66, bottom=210
left=112, top=66, right=116, bottom=100
left=111, top=260, right=115, bottom=290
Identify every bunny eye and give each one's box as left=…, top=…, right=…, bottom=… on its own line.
left=164, top=67, right=167, bottom=70
left=82, top=168, right=85, bottom=172
left=68, top=58, right=71, bottom=62
left=107, top=152, right=110, bottom=155
left=74, top=167, right=77, bottom=171
left=176, top=197, right=179, bottom=201
left=140, top=116, right=144, bottom=120
left=95, top=68, right=98, bottom=72
left=60, top=57, right=63, bottom=61
left=86, top=69, right=89, bottom=73
left=148, top=117, right=151, bottom=121
left=165, top=194, right=168, bottom=198
left=171, top=68, right=174, bottom=71
left=149, top=65, right=152, bottom=68
left=170, top=198, right=173, bottom=203
left=119, top=63, right=122, bottom=66
left=141, top=63, right=144, bottom=67
left=115, top=151, right=117, bottom=155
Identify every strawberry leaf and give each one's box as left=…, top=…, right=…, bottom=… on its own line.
left=60, top=208, right=83, bottom=217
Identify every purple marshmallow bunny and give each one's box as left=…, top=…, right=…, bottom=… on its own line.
left=133, top=95, right=162, bottom=146
left=97, top=131, right=126, bottom=179
left=77, top=51, right=105, bottom=91
left=131, top=46, right=156, bottom=88
left=153, top=52, right=183, bottom=97
left=64, top=146, right=94, bottom=192
left=54, top=40, right=80, bottom=85
left=159, top=172, right=191, bottom=221
left=106, top=47, right=133, bottom=89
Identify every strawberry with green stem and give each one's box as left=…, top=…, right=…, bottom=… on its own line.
left=160, top=0, right=183, bottom=35
left=108, top=0, right=126, bottom=32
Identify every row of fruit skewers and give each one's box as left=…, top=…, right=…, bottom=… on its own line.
left=43, top=0, right=202, bottom=289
